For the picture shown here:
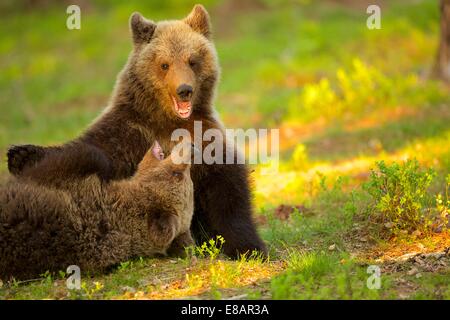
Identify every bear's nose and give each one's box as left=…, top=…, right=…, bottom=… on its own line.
left=176, top=84, right=193, bottom=100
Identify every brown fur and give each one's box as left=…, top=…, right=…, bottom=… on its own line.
left=0, top=147, right=194, bottom=280
left=6, top=5, right=266, bottom=257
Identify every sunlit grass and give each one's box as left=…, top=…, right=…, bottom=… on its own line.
left=118, top=258, right=284, bottom=300
left=254, top=129, right=450, bottom=209
left=271, top=252, right=385, bottom=300
left=361, top=232, right=450, bottom=263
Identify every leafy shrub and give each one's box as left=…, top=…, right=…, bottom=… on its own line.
left=363, top=159, right=437, bottom=237
left=435, top=174, right=450, bottom=230
left=288, top=78, right=338, bottom=122
left=287, top=59, right=398, bottom=123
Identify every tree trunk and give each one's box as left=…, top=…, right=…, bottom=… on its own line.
left=433, top=0, right=450, bottom=82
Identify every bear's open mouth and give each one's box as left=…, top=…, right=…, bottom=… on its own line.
left=171, top=96, right=192, bottom=119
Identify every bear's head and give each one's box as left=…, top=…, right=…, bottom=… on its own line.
left=136, top=140, right=193, bottom=186
left=135, top=140, right=196, bottom=240
left=128, top=5, right=219, bottom=121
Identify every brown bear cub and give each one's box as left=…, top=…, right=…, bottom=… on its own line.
left=7, top=5, right=267, bottom=257
left=0, top=142, right=194, bottom=280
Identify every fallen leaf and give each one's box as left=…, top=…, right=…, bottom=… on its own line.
left=254, top=215, right=268, bottom=225
left=274, top=204, right=311, bottom=220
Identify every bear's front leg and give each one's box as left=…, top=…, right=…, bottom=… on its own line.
left=7, top=144, right=50, bottom=175
left=191, top=162, right=267, bottom=258
left=11, top=143, right=112, bottom=187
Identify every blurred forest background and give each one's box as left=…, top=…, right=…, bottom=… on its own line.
left=0, top=0, right=449, bottom=299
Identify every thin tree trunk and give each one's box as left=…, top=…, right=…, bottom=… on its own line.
left=433, top=0, right=450, bottom=82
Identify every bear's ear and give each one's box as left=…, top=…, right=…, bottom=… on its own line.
left=130, top=12, right=156, bottom=45
left=151, top=140, right=164, bottom=160
left=184, top=4, right=211, bottom=39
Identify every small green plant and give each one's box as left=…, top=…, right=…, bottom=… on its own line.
left=239, top=249, right=266, bottom=263
left=317, top=172, right=328, bottom=192
left=118, top=261, right=133, bottom=272
left=81, top=281, right=104, bottom=300
left=10, top=278, right=20, bottom=289
left=363, top=159, right=436, bottom=237
left=39, top=270, right=53, bottom=285
left=187, top=235, right=225, bottom=260
left=58, top=270, right=66, bottom=280
left=210, top=286, right=222, bottom=300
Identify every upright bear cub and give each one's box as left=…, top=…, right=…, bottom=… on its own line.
left=0, top=143, right=194, bottom=280
left=7, top=5, right=266, bottom=257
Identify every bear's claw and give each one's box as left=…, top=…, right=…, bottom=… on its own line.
left=7, top=144, right=46, bottom=175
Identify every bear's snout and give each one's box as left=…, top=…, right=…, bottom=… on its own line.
left=176, top=84, right=193, bottom=101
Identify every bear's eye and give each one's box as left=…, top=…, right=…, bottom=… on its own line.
left=172, top=171, right=183, bottom=178
left=161, top=63, right=169, bottom=70
left=189, top=60, right=196, bottom=68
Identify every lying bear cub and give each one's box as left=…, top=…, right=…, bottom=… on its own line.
left=0, top=142, right=194, bottom=280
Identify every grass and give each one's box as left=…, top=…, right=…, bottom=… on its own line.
left=0, top=0, right=449, bottom=299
